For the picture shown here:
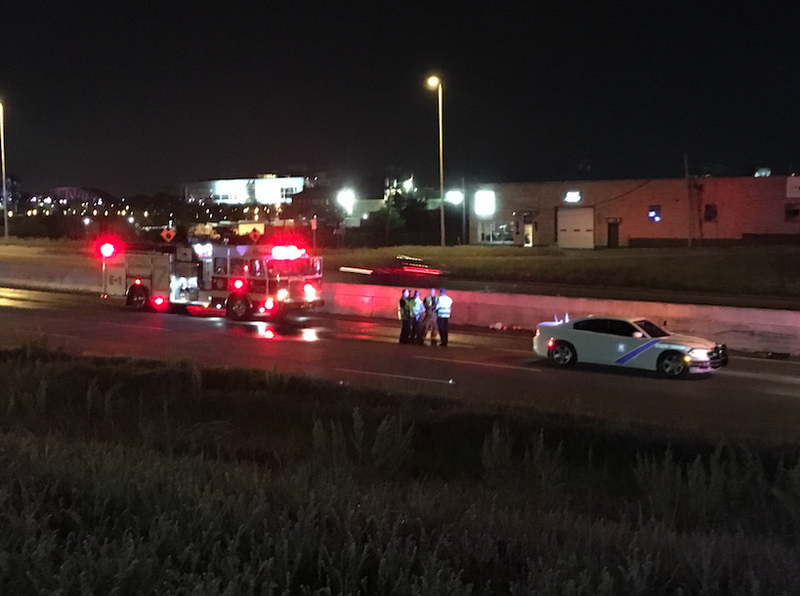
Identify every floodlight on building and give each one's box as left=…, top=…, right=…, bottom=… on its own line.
left=445, top=190, right=464, bottom=205
left=474, top=190, right=496, bottom=216
left=402, top=177, right=414, bottom=192
left=337, top=189, right=356, bottom=215
left=564, top=190, right=582, bottom=203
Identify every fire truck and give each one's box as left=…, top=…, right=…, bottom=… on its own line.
left=100, top=241, right=323, bottom=320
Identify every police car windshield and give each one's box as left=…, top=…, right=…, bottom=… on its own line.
left=634, top=319, right=671, bottom=338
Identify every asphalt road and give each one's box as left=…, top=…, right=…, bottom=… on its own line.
left=2, top=287, right=800, bottom=443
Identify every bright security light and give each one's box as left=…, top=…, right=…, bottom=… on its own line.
left=402, top=177, right=413, bottom=192
left=427, top=76, right=441, bottom=88
left=474, top=190, right=496, bottom=216
left=337, top=189, right=356, bottom=215
left=445, top=190, right=464, bottom=205
left=564, top=190, right=582, bottom=204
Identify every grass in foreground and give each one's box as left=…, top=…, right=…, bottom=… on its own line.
left=1, top=343, right=800, bottom=594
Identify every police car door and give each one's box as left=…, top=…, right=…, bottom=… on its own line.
left=607, top=319, right=655, bottom=369
left=571, top=318, right=614, bottom=365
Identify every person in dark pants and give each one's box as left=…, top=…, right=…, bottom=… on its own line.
left=398, top=289, right=413, bottom=343
left=435, top=287, right=453, bottom=346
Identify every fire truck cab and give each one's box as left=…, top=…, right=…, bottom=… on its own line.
left=102, top=242, right=323, bottom=321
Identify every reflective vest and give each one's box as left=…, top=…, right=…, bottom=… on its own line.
left=436, top=294, right=453, bottom=318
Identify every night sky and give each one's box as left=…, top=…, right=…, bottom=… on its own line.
left=2, top=1, right=799, bottom=197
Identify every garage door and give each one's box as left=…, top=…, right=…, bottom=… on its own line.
left=557, top=207, right=595, bottom=249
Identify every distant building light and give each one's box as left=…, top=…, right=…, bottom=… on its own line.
left=755, top=168, right=771, bottom=177
left=445, top=190, right=464, bottom=205
left=474, top=190, right=496, bottom=216
left=648, top=205, right=661, bottom=222
left=83, top=217, right=91, bottom=226
left=337, top=189, right=356, bottom=215
left=564, top=190, right=582, bottom=204
left=402, top=177, right=414, bottom=192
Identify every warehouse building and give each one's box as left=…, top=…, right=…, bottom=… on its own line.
left=469, top=175, right=800, bottom=248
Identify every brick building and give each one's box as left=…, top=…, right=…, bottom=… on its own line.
left=469, top=176, right=800, bottom=248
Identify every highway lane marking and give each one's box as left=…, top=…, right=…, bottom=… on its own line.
left=336, top=368, right=454, bottom=385
left=413, top=355, right=541, bottom=371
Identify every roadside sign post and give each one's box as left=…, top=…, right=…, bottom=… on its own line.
left=312, top=216, right=317, bottom=249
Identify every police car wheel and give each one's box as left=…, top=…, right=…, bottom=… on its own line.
left=127, top=286, right=148, bottom=311
left=658, top=351, right=687, bottom=378
left=227, top=295, right=251, bottom=321
left=550, top=341, right=577, bottom=367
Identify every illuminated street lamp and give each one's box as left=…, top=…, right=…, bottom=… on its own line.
left=1, top=101, right=7, bottom=239
left=427, top=75, right=445, bottom=246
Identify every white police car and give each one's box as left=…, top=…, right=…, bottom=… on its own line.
left=533, top=315, right=728, bottom=377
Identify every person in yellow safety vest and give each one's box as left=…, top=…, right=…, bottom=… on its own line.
left=419, top=288, right=438, bottom=345
left=410, top=290, right=425, bottom=344
left=435, top=287, right=453, bottom=347
left=398, top=288, right=414, bottom=344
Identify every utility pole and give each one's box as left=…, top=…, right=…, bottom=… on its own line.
left=684, top=153, right=692, bottom=248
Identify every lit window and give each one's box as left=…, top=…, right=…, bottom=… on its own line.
left=474, top=190, right=496, bottom=216
left=648, top=205, right=661, bottom=223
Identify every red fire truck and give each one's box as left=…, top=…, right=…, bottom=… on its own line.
left=100, top=241, right=323, bottom=320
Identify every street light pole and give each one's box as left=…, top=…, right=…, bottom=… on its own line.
left=0, top=101, right=7, bottom=239
left=427, top=76, right=445, bottom=247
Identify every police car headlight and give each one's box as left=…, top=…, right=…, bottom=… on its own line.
left=688, top=348, right=709, bottom=360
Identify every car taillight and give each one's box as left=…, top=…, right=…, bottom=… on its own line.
left=547, top=338, right=554, bottom=348
left=153, top=296, right=166, bottom=308
left=134, top=278, right=142, bottom=285
left=534, top=328, right=540, bottom=337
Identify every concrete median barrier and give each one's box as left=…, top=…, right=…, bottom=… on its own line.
left=321, top=282, right=800, bottom=356
left=0, top=257, right=797, bottom=356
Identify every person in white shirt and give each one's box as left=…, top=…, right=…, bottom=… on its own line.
left=435, top=288, right=453, bottom=347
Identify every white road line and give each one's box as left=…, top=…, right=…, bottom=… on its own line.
left=413, top=355, right=540, bottom=371
left=336, top=368, right=454, bottom=385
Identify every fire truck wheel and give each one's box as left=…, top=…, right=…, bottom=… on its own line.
left=127, top=285, right=149, bottom=311
left=226, top=295, right=252, bottom=321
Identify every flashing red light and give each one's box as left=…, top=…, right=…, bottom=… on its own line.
left=547, top=338, right=555, bottom=348
left=134, top=278, right=142, bottom=285
left=233, top=279, right=245, bottom=291
left=265, top=297, right=275, bottom=310
left=153, top=296, right=166, bottom=308
left=271, top=245, right=306, bottom=260
left=99, top=242, right=116, bottom=259
left=264, top=329, right=275, bottom=340
left=402, top=265, right=441, bottom=275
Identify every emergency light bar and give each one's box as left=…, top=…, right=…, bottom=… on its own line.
left=271, top=245, right=306, bottom=260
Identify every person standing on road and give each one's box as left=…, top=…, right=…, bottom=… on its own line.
left=398, top=289, right=413, bottom=344
left=410, top=290, right=425, bottom=344
left=436, top=287, right=453, bottom=347
left=419, top=288, right=438, bottom=345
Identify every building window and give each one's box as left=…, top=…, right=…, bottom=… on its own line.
left=703, top=204, right=718, bottom=222
left=478, top=221, right=514, bottom=243
left=280, top=187, right=298, bottom=200
left=786, top=203, right=800, bottom=222
left=648, top=205, right=661, bottom=222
